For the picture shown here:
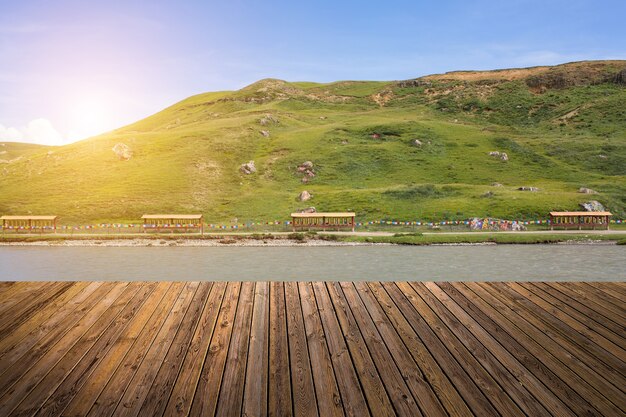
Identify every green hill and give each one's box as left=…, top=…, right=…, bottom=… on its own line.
left=1, top=60, right=625, bottom=223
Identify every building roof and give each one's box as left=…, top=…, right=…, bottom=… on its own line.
left=291, top=212, right=356, bottom=218
left=141, top=214, right=203, bottom=220
left=549, top=211, right=612, bottom=216
left=1, top=215, right=57, bottom=220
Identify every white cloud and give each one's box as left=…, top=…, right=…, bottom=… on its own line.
left=0, top=118, right=65, bottom=146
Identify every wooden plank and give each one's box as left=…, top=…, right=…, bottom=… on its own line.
left=243, top=282, right=270, bottom=417
left=0, top=281, right=622, bottom=417
left=525, top=283, right=625, bottom=352
left=0, top=282, right=72, bottom=339
left=592, top=282, right=626, bottom=299
left=383, top=282, right=496, bottom=416
left=459, top=282, right=625, bottom=416
left=575, top=282, right=626, bottom=312
left=326, top=282, right=395, bottom=417
left=0, top=281, right=15, bottom=294
left=285, top=281, right=319, bottom=417
left=0, top=282, right=90, bottom=357
left=505, top=283, right=626, bottom=370
left=367, top=282, right=473, bottom=417
left=138, top=282, right=213, bottom=417
left=0, top=282, right=49, bottom=316
left=420, top=282, right=560, bottom=417
left=81, top=283, right=186, bottom=417
left=312, top=282, right=369, bottom=417
left=0, top=282, right=117, bottom=394
left=111, top=281, right=200, bottom=417
left=61, top=282, right=175, bottom=417
left=298, top=282, right=344, bottom=417
left=216, top=281, right=256, bottom=417
left=268, top=282, right=293, bottom=417
left=340, top=282, right=424, bottom=417
left=164, top=281, right=227, bottom=417
left=0, top=282, right=107, bottom=374
left=0, top=282, right=132, bottom=416
left=190, top=282, right=241, bottom=417
left=392, top=282, right=508, bottom=416
left=474, top=282, right=626, bottom=415
left=13, top=283, right=152, bottom=417
left=552, top=282, right=626, bottom=324
left=354, top=282, right=449, bottom=417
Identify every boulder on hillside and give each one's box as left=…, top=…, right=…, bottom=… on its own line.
left=580, top=200, right=605, bottom=212
left=298, top=207, right=316, bottom=213
left=489, top=151, right=508, bottom=161
left=296, top=161, right=315, bottom=183
left=239, top=160, right=257, bottom=175
left=259, top=130, right=270, bottom=138
left=259, top=114, right=279, bottom=125
left=298, top=190, right=312, bottom=202
left=491, top=182, right=503, bottom=187
left=413, top=139, right=423, bottom=147
left=112, top=143, right=133, bottom=160
left=578, top=187, right=598, bottom=194
left=518, top=186, right=539, bottom=192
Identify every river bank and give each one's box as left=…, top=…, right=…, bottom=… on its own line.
left=0, top=231, right=623, bottom=246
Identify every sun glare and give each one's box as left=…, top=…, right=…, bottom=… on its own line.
left=67, top=100, right=112, bottom=141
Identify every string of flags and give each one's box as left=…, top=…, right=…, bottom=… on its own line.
left=1, top=218, right=622, bottom=231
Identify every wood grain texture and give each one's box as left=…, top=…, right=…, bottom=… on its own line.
left=0, top=281, right=622, bottom=417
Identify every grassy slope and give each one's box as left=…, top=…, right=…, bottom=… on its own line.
left=0, top=61, right=624, bottom=223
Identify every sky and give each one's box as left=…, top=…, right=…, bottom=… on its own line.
left=0, top=0, right=625, bottom=146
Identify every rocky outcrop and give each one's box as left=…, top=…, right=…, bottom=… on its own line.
left=298, top=190, right=312, bottom=201
left=396, top=79, right=432, bottom=88
left=578, top=187, right=598, bottom=194
left=489, top=151, right=508, bottom=161
left=518, top=186, right=539, bottom=192
left=112, top=143, right=133, bottom=160
left=259, top=114, right=279, bottom=125
left=239, top=160, right=256, bottom=175
left=491, top=182, right=503, bottom=187
left=580, top=200, right=605, bottom=212
left=297, top=161, right=316, bottom=183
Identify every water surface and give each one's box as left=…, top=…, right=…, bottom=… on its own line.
left=1, top=245, right=623, bottom=281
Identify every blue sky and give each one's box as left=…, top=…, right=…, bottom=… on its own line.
left=1, top=0, right=624, bottom=145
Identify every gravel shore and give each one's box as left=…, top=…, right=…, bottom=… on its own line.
left=0, top=238, right=384, bottom=247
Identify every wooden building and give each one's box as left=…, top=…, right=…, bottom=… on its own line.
left=1, top=215, right=57, bottom=233
left=291, top=212, right=355, bottom=232
left=549, top=211, right=612, bottom=230
left=141, top=214, right=203, bottom=234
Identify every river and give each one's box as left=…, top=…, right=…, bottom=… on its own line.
left=0, top=244, right=624, bottom=281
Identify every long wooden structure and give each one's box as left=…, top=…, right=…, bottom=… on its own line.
left=0, top=215, right=57, bottom=233
left=0, top=281, right=623, bottom=416
left=291, top=212, right=356, bottom=232
left=549, top=211, right=612, bottom=230
left=142, top=214, right=203, bottom=234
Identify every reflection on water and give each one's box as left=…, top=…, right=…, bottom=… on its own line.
left=0, top=245, right=624, bottom=281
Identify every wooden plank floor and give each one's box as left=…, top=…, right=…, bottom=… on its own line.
left=0, top=282, right=624, bottom=417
